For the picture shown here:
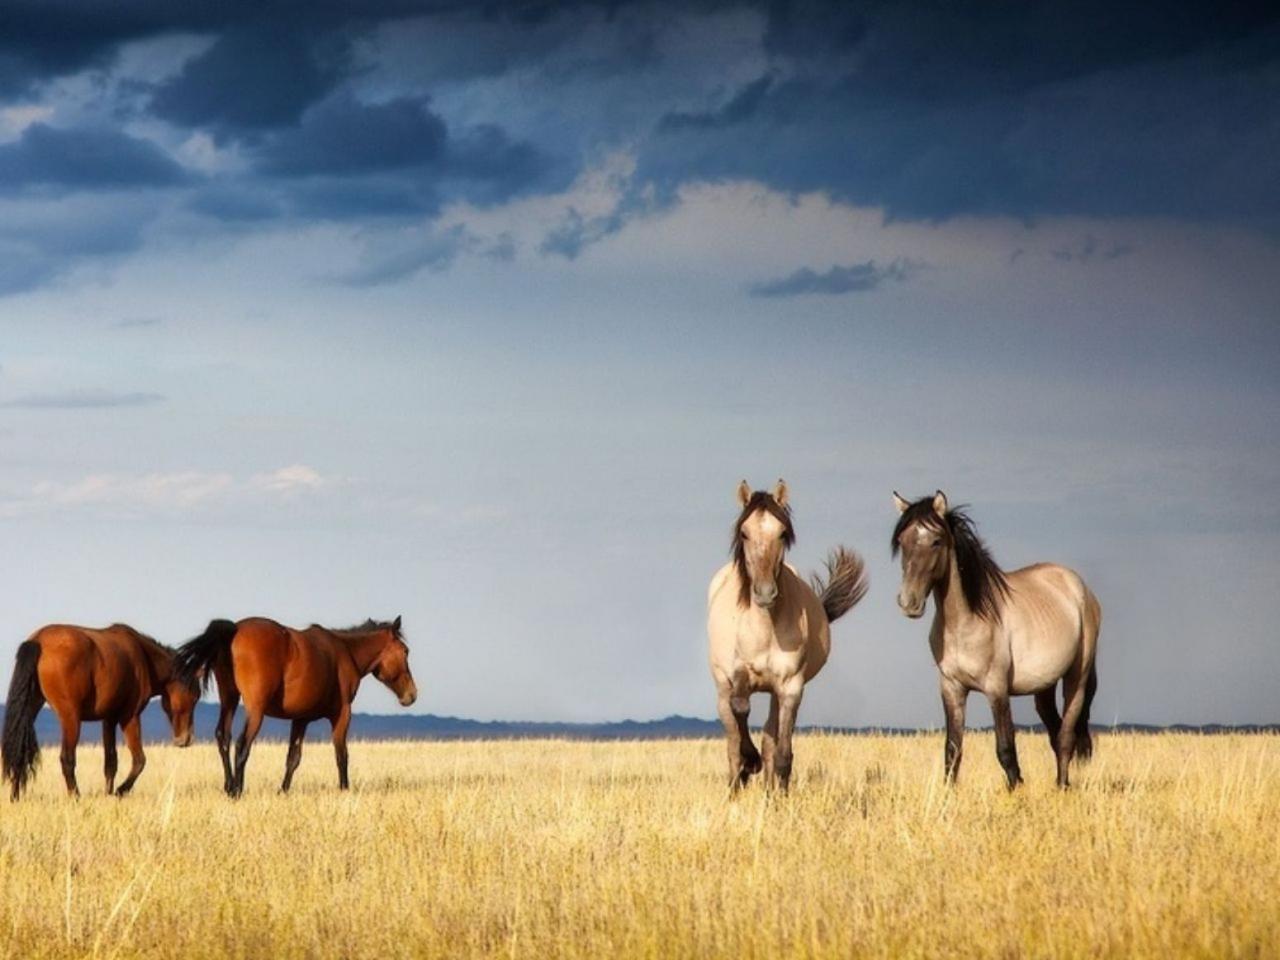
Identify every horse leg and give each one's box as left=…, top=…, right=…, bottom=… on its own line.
left=760, top=694, right=780, bottom=784
left=331, top=708, right=352, bottom=790
left=941, top=677, right=967, bottom=784
left=230, top=709, right=263, bottom=798
left=114, top=714, right=146, bottom=797
left=102, top=722, right=118, bottom=795
left=280, top=719, right=307, bottom=794
left=773, top=681, right=804, bottom=793
left=215, top=687, right=240, bottom=795
left=1056, top=670, right=1087, bottom=789
left=988, top=692, right=1022, bottom=790
left=1034, top=688, right=1062, bottom=756
left=1074, top=667, right=1098, bottom=761
left=58, top=714, right=81, bottom=798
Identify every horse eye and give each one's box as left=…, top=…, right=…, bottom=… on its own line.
left=932, top=538, right=942, bottom=547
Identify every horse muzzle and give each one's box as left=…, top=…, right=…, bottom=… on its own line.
left=897, top=593, right=926, bottom=619
left=399, top=688, right=418, bottom=708
left=173, top=732, right=194, bottom=748
left=752, top=585, right=779, bottom=609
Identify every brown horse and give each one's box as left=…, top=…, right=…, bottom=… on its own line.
left=174, top=616, right=416, bottom=796
left=2, top=624, right=200, bottom=800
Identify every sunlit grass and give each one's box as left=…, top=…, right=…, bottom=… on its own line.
left=0, top=733, right=1276, bottom=959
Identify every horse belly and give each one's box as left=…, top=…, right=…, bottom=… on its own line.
left=1009, top=637, right=1076, bottom=695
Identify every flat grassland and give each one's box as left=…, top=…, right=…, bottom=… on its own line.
left=0, top=733, right=1276, bottom=959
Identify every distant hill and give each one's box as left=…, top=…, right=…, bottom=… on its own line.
left=1, top=702, right=1276, bottom=745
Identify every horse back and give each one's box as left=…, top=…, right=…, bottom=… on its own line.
left=230, top=618, right=345, bottom=719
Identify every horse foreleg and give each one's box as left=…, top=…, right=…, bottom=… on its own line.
left=331, top=709, right=352, bottom=790
left=773, top=683, right=804, bottom=793
left=989, top=692, right=1022, bottom=790
left=58, top=714, right=81, bottom=798
left=1034, top=688, right=1062, bottom=756
left=231, top=709, right=263, bottom=798
left=102, top=722, right=118, bottom=795
left=941, top=677, right=967, bottom=784
left=760, top=694, right=780, bottom=784
left=114, top=714, right=146, bottom=798
left=281, top=719, right=307, bottom=794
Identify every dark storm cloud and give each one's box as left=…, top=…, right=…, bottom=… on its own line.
left=257, top=95, right=447, bottom=177
left=0, top=0, right=1276, bottom=294
left=640, top=1, right=1280, bottom=229
left=749, top=259, right=921, bottom=297
left=0, top=124, right=190, bottom=190
left=150, top=25, right=355, bottom=136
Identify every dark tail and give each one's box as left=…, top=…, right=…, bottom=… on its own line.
left=3, top=640, right=45, bottom=800
left=174, top=619, right=238, bottom=694
left=810, top=546, right=869, bottom=623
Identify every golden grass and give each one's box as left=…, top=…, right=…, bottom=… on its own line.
left=0, top=732, right=1277, bottom=959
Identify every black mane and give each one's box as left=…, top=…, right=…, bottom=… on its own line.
left=331, top=619, right=405, bottom=643
left=731, top=491, right=795, bottom=607
left=892, top=497, right=1009, bottom=621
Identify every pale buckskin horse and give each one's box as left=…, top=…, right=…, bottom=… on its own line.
left=708, top=480, right=868, bottom=792
left=174, top=616, right=416, bottom=796
left=2, top=623, right=199, bottom=800
left=892, top=491, right=1102, bottom=789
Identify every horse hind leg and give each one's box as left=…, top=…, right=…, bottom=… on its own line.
left=1055, top=669, right=1089, bottom=789
left=1034, top=688, right=1062, bottom=756
left=114, top=714, right=147, bottom=798
left=102, top=722, right=118, bottom=795
left=1074, top=667, right=1098, bottom=762
left=58, top=713, right=81, bottom=798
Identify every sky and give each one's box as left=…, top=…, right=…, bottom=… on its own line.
left=0, top=1, right=1277, bottom=728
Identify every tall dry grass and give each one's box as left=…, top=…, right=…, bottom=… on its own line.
left=0, top=733, right=1276, bottom=959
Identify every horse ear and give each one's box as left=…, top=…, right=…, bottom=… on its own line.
left=932, top=490, right=948, bottom=516
left=736, top=480, right=751, bottom=507
left=392, top=615, right=402, bottom=631
left=771, top=479, right=789, bottom=507
left=893, top=491, right=910, bottom=514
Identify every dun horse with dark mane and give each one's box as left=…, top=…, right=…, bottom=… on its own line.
left=2, top=623, right=199, bottom=800
left=175, top=616, right=416, bottom=795
left=707, top=480, right=867, bottom=792
left=892, top=491, right=1102, bottom=789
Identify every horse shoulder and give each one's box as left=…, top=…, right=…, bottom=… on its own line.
left=707, top=562, right=736, bottom=606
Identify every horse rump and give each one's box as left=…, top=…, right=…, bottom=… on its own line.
left=174, top=619, right=239, bottom=693
left=2, top=640, right=45, bottom=800
left=810, top=546, right=869, bottom=623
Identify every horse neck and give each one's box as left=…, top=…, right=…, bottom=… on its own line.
left=933, top=551, right=980, bottom=632
left=341, top=630, right=388, bottom=675
left=136, top=636, right=175, bottom=694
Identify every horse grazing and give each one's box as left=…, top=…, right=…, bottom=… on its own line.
left=892, top=491, right=1102, bottom=789
left=707, top=480, right=868, bottom=792
left=2, top=624, right=199, bottom=800
left=174, top=616, right=416, bottom=796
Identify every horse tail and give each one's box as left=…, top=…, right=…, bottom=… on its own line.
left=3, top=640, right=45, bottom=800
left=174, top=619, right=238, bottom=694
left=810, top=546, right=869, bottom=624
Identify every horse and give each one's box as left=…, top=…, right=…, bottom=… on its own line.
left=891, top=491, right=1102, bottom=789
left=707, top=480, right=868, bottom=792
left=174, top=616, right=416, bottom=796
left=2, top=623, right=199, bottom=800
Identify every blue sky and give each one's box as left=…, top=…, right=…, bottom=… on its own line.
left=1, top=1, right=1277, bottom=726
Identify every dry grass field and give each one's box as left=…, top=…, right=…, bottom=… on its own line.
left=0, top=732, right=1277, bottom=960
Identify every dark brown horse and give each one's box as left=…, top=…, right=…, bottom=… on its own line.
left=2, top=624, right=200, bottom=800
left=174, top=616, right=416, bottom=796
